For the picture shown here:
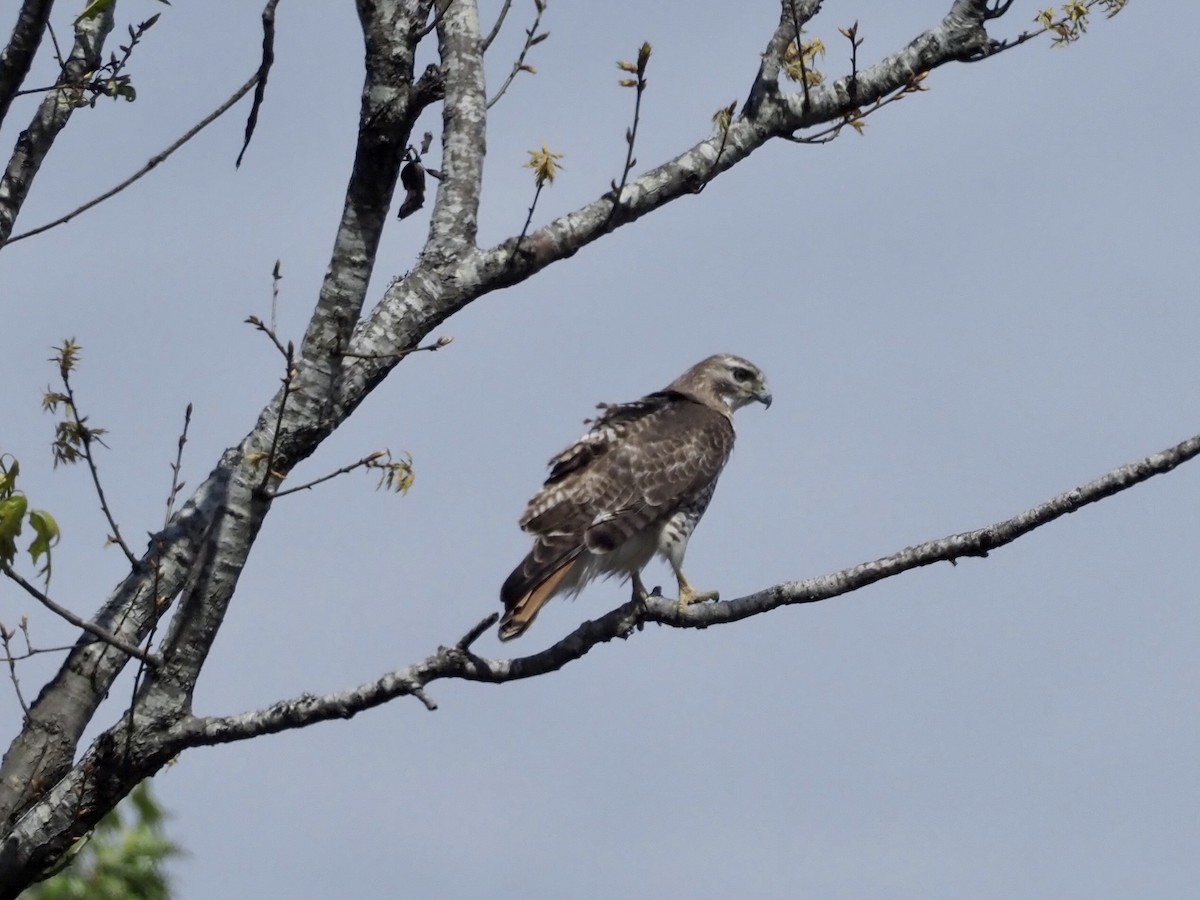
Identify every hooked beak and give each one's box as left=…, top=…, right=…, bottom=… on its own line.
left=755, top=388, right=773, bottom=409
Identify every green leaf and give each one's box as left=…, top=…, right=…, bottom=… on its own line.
left=0, top=494, right=28, bottom=565
left=28, top=509, right=61, bottom=577
left=0, top=456, right=17, bottom=497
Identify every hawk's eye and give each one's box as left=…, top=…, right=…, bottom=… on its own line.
left=731, top=366, right=753, bottom=383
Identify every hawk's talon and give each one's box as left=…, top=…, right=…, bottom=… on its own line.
left=677, top=586, right=719, bottom=609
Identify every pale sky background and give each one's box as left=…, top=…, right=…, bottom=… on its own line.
left=2, top=1, right=1198, bottom=897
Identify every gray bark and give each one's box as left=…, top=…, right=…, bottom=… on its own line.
left=0, top=6, right=114, bottom=244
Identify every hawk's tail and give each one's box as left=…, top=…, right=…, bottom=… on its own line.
left=498, top=550, right=578, bottom=641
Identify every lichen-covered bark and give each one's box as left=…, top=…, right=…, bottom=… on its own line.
left=0, top=0, right=56, bottom=127
left=0, top=7, right=114, bottom=245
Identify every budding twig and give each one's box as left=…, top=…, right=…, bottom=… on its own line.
left=245, top=315, right=290, bottom=359
left=604, top=42, right=652, bottom=230
left=487, top=0, right=548, bottom=109
left=0, top=623, right=30, bottom=720
left=164, top=403, right=193, bottom=527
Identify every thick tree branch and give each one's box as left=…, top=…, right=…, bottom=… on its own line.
left=426, top=0, right=486, bottom=256
left=0, top=6, right=115, bottom=245
left=298, top=0, right=420, bottom=360
left=328, top=0, right=1001, bottom=427
left=163, top=430, right=1200, bottom=748
left=746, top=0, right=820, bottom=117
left=0, top=0, right=55, bottom=127
left=463, top=0, right=992, bottom=294
left=0, top=466, right=227, bottom=831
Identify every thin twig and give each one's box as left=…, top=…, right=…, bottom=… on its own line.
left=46, top=18, right=65, bottom=68
left=164, top=403, right=193, bottom=527
left=245, top=314, right=290, bottom=359
left=258, top=343, right=295, bottom=493
left=788, top=0, right=812, bottom=110
left=6, top=72, right=260, bottom=244
left=272, top=452, right=385, bottom=498
left=1, top=563, right=161, bottom=666
left=781, top=70, right=926, bottom=144
left=338, top=334, right=453, bottom=361
left=270, top=260, right=282, bottom=335
left=457, top=612, right=498, bottom=651
left=0, top=643, right=75, bottom=661
left=416, top=0, right=452, bottom=39
left=60, top=369, right=139, bottom=570
left=840, top=21, right=862, bottom=106
left=486, top=0, right=546, bottom=109
left=695, top=102, right=737, bottom=194
left=0, top=625, right=30, bottom=719
left=603, top=42, right=650, bottom=231
left=505, top=182, right=542, bottom=269
left=481, top=0, right=513, bottom=51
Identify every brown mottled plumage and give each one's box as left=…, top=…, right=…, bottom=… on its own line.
left=499, top=354, right=772, bottom=641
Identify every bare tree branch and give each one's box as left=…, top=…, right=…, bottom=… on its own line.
left=426, top=0, right=487, bottom=255
left=416, top=0, right=452, bottom=39
left=236, top=0, right=281, bottom=168
left=481, top=0, right=513, bottom=52
left=56, top=368, right=140, bottom=570
left=0, top=0, right=56, bottom=127
left=486, top=0, right=545, bottom=109
left=0, top=626, right=30, bottom=720
left=163, top=430, right=1200, bottom=748
left=297, top=0, right=421, bottom=359
left=0, top=6, right=115, bottom=245
left=0, top=564, right=160, bottom=667
left=6, top=71, right=259, bottom=244
left=746, top=0, right=819, bottom=117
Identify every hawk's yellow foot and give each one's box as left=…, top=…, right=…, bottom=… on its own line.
left=676, top=574, right=719, bottom=610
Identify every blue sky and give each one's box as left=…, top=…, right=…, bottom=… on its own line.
left=2, top=1, right=1198, bottom=897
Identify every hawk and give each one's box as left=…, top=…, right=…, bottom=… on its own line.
left=499, top=354, right=772, bottom=641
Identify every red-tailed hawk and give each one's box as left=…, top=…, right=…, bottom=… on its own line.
left=499, top=354, right=772, bottom=641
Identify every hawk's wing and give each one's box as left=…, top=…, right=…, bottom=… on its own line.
left=499, top=391, right=734, bottom=639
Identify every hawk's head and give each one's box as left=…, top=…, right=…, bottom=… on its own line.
left=670, top=354, right=772, bottom=415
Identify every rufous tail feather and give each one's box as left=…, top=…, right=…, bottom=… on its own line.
left=498, top=560, right=574, bottom=641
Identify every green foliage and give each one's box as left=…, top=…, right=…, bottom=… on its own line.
left=0, top=456, right=60, bottom=581
left=24, top=781, right=181, bottom=900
